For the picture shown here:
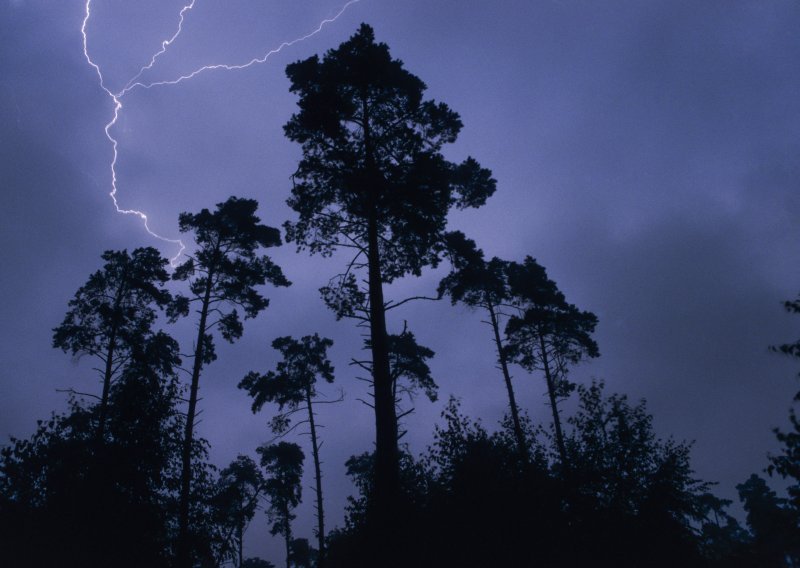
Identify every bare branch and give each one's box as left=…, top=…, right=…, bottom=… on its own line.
left=55, top=388, right=101, bottom=401
left=385, top=295, right=440, bottom=311
left=397, top=407, right=415, bottom=421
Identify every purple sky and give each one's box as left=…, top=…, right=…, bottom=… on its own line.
left=2, top=0, right=800, bottom=561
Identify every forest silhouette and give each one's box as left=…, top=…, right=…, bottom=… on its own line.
left=1, top=23, right=798, bottom=568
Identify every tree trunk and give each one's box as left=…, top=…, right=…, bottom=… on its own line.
left=177, top=276, right=214, bottom=568
left=361, top=89, right=399, bottom=563
left=367, top=214, right=400, bottom=528
left=540, top=335, right=567, bottom=465
left=96, top=327, right=117, bottom=442
left=306, top=389, right=326, bottom=566
left=284, top=503, right=292, bottom=568
left=97, top=280, right=126, bottom=442
left=486, top=299, right=528, bottom=462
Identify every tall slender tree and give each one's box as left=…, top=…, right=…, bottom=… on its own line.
left=170, top=196, right=290, bottom=567
left=52, top=247, right=171, bottom=440
left=438, top=232, right=529, bottom=460
left=258, top=442, right=305, bottom=568
left=240, top=334, right=335, bottom=566
left=504, top=257, right=599, bottom=464
left=283, top=23, right=496, bottom=529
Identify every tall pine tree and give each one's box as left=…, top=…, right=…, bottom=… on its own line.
left=282, top=24, right=496, bottom=538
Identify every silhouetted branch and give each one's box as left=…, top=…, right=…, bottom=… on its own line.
left=55, top=388, right=101, bottom=401
left=384, top=295, right=440, bottom=311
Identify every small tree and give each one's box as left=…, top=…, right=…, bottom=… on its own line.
left=438, top=232, right=528, bottom=460
left=290, top=538, right=317, bottom=568
left=170, top=197, right=290, bottom=567
left=258, top=442, right=305, bottom=568
left=240, top=334, right=335, bottom=566
left=53, top=247, right=171, bottom=440
left=213, top=455, right=265, bottom=567
left=505, top=257, right=599, bottom=464
left=564, top=380, right=713, bottom=565
left=283, top=23, right=496, bottom=527
left=736, top=474, right=800, bottom=564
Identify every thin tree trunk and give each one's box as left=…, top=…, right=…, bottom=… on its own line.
left=177, top=274, right=214, bottom=568
left=284, top=503, right=292, bottom=568
left=238, top=522, right=243, bottom=568
left=540, top=335, right=567, bottom=464
left=306, top=388, right=326, bottom=566
left=486, top=299, right=528, bottom=462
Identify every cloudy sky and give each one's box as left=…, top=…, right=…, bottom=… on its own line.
left=2, top=0, right=799, bottom=561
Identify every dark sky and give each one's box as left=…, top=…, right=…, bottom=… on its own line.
left=2, top=0, right=799, bottom=561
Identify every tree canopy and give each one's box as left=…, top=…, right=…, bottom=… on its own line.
left=283, top=23, right=496, bottom=280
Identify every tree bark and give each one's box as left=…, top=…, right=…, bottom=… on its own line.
left=306, top=388, right=326, bottom=566
left=487, top=299, right=529, bottom=462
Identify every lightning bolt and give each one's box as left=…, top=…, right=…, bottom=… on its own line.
left=82, top=0, right=360, bottom=266
left=121, top=0, right=361, bottom=93
left=120, top=0, right=198, bottom=95
left=82, top=1, right=193, bottom=266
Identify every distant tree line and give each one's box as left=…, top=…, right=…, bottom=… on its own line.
left=1, top=23, right=798, bottom=567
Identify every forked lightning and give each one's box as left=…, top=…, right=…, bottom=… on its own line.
left=82, top=0, right=360, bottom=265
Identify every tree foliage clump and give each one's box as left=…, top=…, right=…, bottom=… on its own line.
left=327, top=385, right=727, bottom=568
left=53, top=247, right=172, bottom=439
